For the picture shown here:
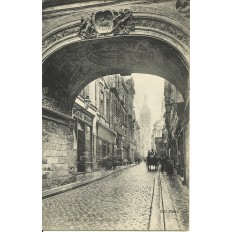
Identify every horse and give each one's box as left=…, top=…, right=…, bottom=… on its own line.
left=146, top=153, right=156, bottom=171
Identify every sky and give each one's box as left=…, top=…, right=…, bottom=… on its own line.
left=132, top=73, right=164, bottom=126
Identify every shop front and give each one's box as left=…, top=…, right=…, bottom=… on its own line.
left=96, top=122, right=116, bottom=170
left=73, top=107, right=94, bottom=173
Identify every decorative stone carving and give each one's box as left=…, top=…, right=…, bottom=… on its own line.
left=133, top=19, right=189, bottom=46
left=42, top=26, right=81, bottom=49
left=130, top=5, right=189, bottom=25
left=176, top=0, right=190, bottom=17
left=42, top=9, right=135, bottom=49
left=43, top=18, right=188, bottom=53
left=78, top=13, right=97, bottom=39
left=78, top=9, right=134, bottom=39
left=110, top=9, right=135, bottom=35
left=42, top=3, right=190, bottom=52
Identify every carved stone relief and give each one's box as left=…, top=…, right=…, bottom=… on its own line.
left=133, top=19, right=189, bottom=46
left=42, top=26, right=81, bottom=49
left=42, top=8, right=189, bottom=52
left=175, top=0, right=190, bottom=18
left=130, top=5, right=189, bottom=23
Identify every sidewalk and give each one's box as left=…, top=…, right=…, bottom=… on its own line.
left=160, top=172, right=189, bottom=231
left=42, top=164, right=136, bottom=199
left=149, top=171, right=189, bottom=231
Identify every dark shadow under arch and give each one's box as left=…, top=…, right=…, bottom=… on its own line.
left=43, top=35, right=189, bottom=114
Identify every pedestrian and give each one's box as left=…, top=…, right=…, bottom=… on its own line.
left=165, top=154, right=168, bottom=172
left=112, top=156, right=117, bottom=170
left=154, top=150, right=158, bottom=171
left=161, top=154, right=167, bottom=173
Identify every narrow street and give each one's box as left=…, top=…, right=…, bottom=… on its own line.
left=42, top=2, right=190, bottom=231
left=43, top=163, right=189, bottom=231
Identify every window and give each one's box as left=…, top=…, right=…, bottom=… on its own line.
left=117, top=105, right=120, bottom=119
left=100, top=90, right=104, bottom=101
left=109, top=143, right=113, bottom=155
left=123, top=94, right=126, bottom=105
left=99, top=88, right=104, bottom=115
left=80, top=85, right=89, bottom=98
left=116, top=137, right=120, bottom=147
left=106, top=98, right=110, bottom=120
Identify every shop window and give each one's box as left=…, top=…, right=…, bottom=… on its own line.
left=102, top=141, right=107, bottom=157
left=85, top=125, right=91, bottom=155
left=108, top=142, right=110, bottom=154
left=97, top=138, right=102, bottom=157
left=108, top=143, right=113, bottom=155
left=111, top=144, right=114, bottom=155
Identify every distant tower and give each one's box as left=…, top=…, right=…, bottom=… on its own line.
left=139, top=94, right=151, bottom=157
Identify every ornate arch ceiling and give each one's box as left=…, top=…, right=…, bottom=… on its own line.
left=43, top=36, right=188, bottom=106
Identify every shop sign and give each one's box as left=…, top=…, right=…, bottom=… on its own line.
left=74, top=110, right=93, bottom=125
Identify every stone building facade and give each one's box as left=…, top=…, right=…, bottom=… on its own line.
left=42, top=74, right=141, bottom=189
left=134, top=120, right=143, bottom=161
left=162, top=80, right=187, bottom=184
left=104, top=75, right=138, bottom=164
left=151, top=119, right=164, bottom=151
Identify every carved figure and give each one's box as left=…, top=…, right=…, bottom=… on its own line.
left=98, top=14, right=112, bottom=27
left=176, top=0, right=190, bottom=16
left=113, top=10, right=130, bottom=27
left=112, top=9, right=134, bottom=35
left=78, top=13, right=96, bottom=38
left=99, top=18, right=111, bottom=27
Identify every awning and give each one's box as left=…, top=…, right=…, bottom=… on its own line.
left=97, top=123, right=116, bottom=144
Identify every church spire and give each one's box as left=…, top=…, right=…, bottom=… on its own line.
left=142, top=94, right=148, bottom=109
left=140, top=94, right=151, bottom=124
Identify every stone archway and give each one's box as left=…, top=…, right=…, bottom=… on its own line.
left=42, top=2, right=190, bottom=188
left=43, top=36, right=189, bottom=114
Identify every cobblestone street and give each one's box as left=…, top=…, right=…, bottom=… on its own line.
left=43, top=163, right=189, bottom=230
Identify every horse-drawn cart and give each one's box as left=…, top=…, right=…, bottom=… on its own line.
left=146, top=153, right=158, bottom=171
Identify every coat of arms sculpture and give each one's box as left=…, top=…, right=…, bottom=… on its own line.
left=78, top=9, right=134, bottom=39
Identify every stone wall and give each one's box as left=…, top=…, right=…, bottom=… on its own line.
left=42, top=110, right=77, bottom=189
left=184, top=120, right=189, bottom=187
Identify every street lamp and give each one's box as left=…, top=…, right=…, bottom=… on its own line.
left=72, top=96, right=92, bottom=116
left=84, top=96, right=91, bottom=109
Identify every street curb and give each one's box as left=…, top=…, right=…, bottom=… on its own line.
left=42, top=164, right=136, bottom=199
left=160, top=173, right=181, bottom=231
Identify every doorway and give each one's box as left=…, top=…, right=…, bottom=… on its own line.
left=77, top=121, right=85, bottom=172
